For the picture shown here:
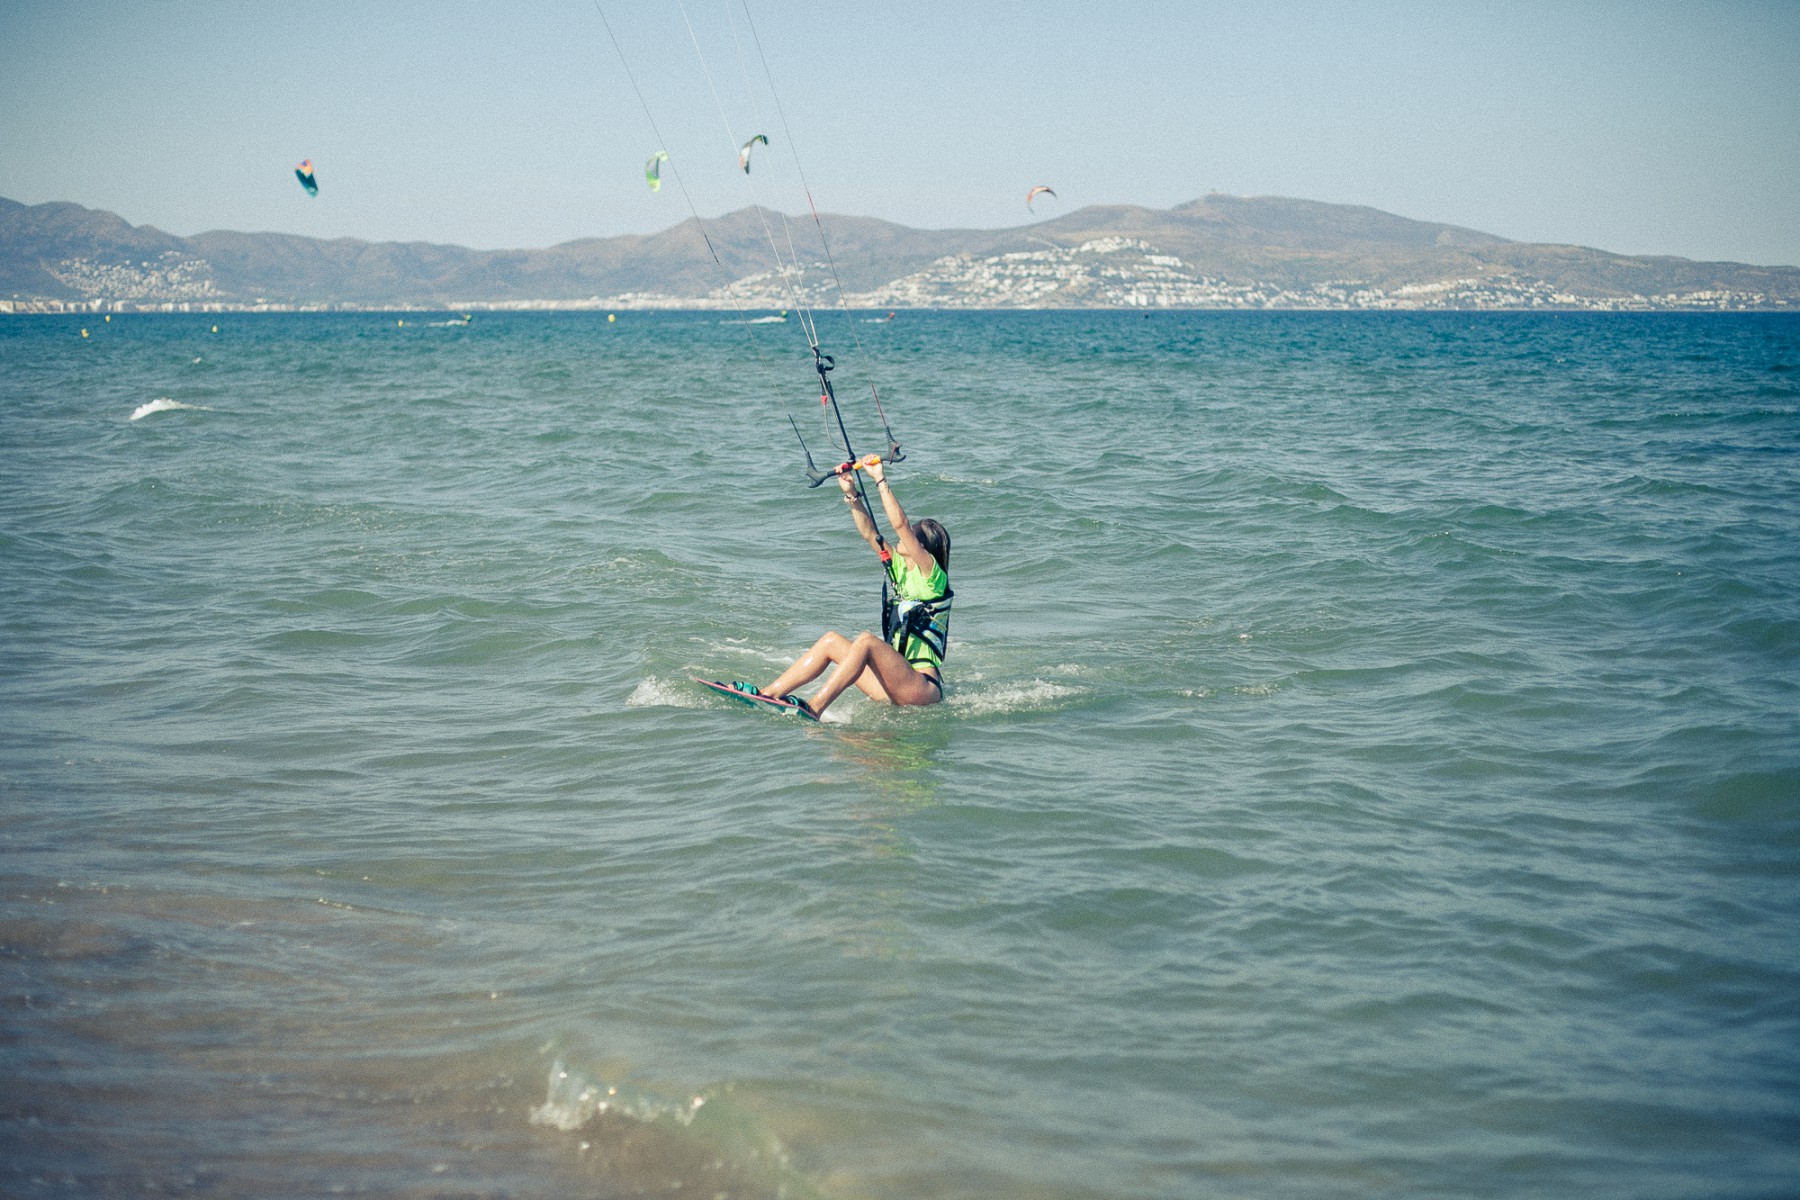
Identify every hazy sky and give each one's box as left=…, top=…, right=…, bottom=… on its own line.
left=3, top=0, right=1797, bottom=264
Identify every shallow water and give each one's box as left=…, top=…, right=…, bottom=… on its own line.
left=2, top=310, right=1797, bottom=1198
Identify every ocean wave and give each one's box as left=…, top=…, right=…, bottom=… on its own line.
left=627, top=676, right=705, bottom=708
left=526, top=1058, right=805, bottom=1197
left=129, top=397, right=212, bottom=420
left=947, top=678, right=1082, bottom=714
left=529, top=1059, right=705, bottom=1132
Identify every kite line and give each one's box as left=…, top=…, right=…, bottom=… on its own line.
left=590, top=0, right=912, bottom=531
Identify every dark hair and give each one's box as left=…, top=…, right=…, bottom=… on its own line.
left=912, top=518, right=950, bottom=573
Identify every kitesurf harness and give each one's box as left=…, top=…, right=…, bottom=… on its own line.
left=883, top=576, right=953, bottom=669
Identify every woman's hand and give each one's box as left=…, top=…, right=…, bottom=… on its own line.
left=863, top=458, right=886, bottom=486
left=836, top=467, right=858, bottom=494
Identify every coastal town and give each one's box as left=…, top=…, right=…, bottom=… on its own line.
left=833, top=237, right=1776, bottom=311
left=2, top=235, right=1780, bottom=314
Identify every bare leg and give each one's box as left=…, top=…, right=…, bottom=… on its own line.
left=762, top=630, right=854, bottom=701
left=795, top=631, right=942, bottom=716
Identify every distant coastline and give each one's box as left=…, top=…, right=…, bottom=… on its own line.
left=5, top=194, right=1796, bottom=313
left=7, top=299, right=1793, bottom=316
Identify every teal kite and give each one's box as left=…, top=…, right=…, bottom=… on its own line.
left=296, top=159, right=318, bottom=197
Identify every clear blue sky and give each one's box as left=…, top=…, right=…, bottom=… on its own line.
left=3, top=0, right=1797, bottom=265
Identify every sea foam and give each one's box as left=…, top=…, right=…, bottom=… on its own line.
left=130, top=398, right=210, bottom=421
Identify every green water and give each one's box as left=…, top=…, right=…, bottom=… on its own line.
left=2, top=310, right=1797, bottom=1198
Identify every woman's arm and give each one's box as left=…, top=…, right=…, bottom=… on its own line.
left=838, top=468, right=886, bottom=556
left=863, top=461, right=932, bottom=573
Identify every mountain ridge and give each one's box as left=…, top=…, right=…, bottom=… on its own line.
left=4, top=193, right=1794, bottom=311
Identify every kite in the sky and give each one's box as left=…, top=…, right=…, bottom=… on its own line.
left=296, top=159, right=318, bottom=197
left=738, top=134, right=768, bottom=174
left=645, top=151, right=669, bottom=191
left=1026, top=185, right=1056, bottom=212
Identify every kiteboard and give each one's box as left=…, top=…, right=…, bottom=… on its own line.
left=691, top=677, right=819, bottom=721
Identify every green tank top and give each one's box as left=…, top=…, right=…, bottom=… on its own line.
left=883, top=552, right=951, bottom=671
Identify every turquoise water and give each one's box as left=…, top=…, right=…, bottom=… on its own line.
left=2, top=310, right=1797, bottom=1198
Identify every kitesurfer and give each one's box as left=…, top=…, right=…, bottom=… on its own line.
left=740, top=460, right=949, bottom=718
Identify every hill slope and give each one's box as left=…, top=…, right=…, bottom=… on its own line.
left=3, top=194, right=1794, bottom=310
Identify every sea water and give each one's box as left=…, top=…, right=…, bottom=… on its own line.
left=1, top=310, right=1796, bottom=1198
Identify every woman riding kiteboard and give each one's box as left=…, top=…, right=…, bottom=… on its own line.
left=733, top=457, right=949, bottom=719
